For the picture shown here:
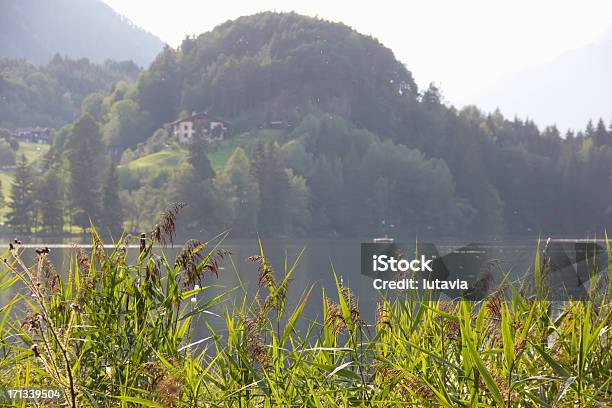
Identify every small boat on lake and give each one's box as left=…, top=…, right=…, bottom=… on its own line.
left=373, top=235, right=395, bottom=244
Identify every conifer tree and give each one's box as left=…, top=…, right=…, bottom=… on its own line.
left=585, top=120, right=595, bottom=138
left=6, top=154, right=35, bottom=232
left=33, top=145, right=64, bottom=232
left=250, top=141, right=289, bottom=235
left=36, top=170, right=64, bottom=233
left=214, top=147, right=260, bottom=232
left=100, top=163, right=123, bottom=237
left=67, top=114, right=104, bottom=231
left=39, top=145, right=60, bottom=173
left=188, top=136, right=215, bottom=180
left=0, top=180, right=5, bottom=210
left=593, top=118, right=611, bottom=146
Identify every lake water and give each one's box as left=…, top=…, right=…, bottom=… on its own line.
left=1, top=235, right=608, bottom=340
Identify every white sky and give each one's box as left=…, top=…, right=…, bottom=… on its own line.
left=101, top=0, right=612, bottom=105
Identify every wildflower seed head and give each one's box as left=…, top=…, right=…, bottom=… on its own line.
left=438, top=300, right=457, bottom=315
left=325, top=298, right=345, bottom=333
left=243, top=317, right=269, bottom=368
left=324, top=284, right=363, bottom=333
left=152, top=202, right=187, bottom=246
left=155, top=375, right=183, bottom=406
left=485, top=295, right=503, bottom=320
left=22, top=312, right=41, bottom=332
left=41, top=257, right=59, bottom=294
left=341, top=284, right=363, bottom=328
left=72, top=245, right=91, bottom=275
left=401, top=376, right=435, bottom=403
left=92, top=234, right=107, bottom=263
left=35, top=247, right=50, bottom=256
left=248, top=255, right=276, bottom=290
left=177, top=241, right=228, bottom=287
left=376, top=302, right=391, bottom=330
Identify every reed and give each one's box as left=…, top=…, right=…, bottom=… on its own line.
left=0, top=217, right=610, bottom=406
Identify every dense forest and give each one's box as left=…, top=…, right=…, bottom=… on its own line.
left=0, top=55, right=141, bottom=128
left=0, top=0, right=163, bottom=66
left=1, top=13, right=611, bottom=238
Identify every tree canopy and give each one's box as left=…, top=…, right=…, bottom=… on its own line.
left=1, top=12, right=610, bottom=238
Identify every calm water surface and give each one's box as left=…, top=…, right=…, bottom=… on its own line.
left=1, top=235, right=605, bottom=340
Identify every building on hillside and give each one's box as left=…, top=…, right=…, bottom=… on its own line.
left=13, top=127, right=52, bottom=144
left=169, top=112, right=230, bottom=145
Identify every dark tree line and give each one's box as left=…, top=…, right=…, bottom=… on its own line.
left=5, top=115, right=122, bottom=236
left=0, top=56, right=140, bottom=129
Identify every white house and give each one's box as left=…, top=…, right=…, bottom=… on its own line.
left=169, top=112, right=230, bottom=145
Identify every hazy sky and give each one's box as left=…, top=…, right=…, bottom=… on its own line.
left=102, top=0, right=612, bottom=106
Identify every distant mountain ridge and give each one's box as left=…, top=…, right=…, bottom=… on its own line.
left=0, top=0, right=164, bottom=67
left=469, top=27, right=612, bottom=131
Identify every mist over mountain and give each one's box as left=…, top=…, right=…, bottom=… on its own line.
left=0, top=0, right=164, bottom=67
left=469, top=27, right=612, bottom=131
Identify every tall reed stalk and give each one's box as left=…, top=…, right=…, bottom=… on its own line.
left=0, top=218, right=610, bottom=406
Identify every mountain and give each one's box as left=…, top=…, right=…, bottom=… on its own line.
left=137, top=12, right=419, bottom=137
left=0, top=0, right=164, bottom=67
left=468, top=28, right=612, bottom=132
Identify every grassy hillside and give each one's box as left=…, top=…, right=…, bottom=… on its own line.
left=17, top=142, right=48, bottom=163
left=119, top=130, right=281, bottom=180
left=122, top=148, right=186, bottom=173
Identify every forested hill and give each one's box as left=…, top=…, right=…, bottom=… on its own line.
left=108, top=12, right=609, bottom=236
left=6, top=12, right=611, bottom=238
left=0, top=56, right=140, bottom=128
left=0, top=0, right=163, bottom=67
left=138, top=12, right=418, bottom=137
